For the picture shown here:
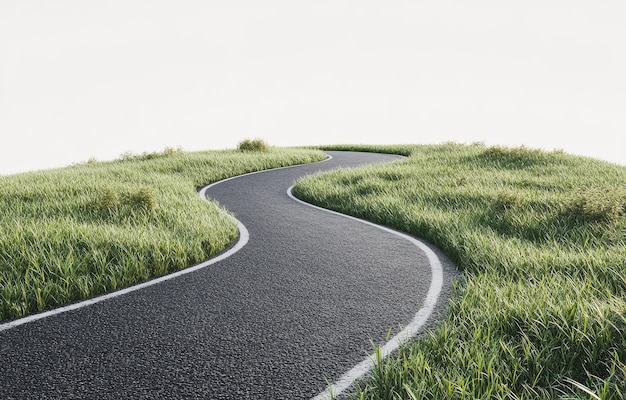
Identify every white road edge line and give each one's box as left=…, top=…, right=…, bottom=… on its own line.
left=0, top=155, right=332, bottom=333
left=287, top=186, right=444, bottom=400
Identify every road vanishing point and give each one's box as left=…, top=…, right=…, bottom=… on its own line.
left=0, top=151, right=457, bottom=399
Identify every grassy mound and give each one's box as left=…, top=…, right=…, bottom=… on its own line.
left=0, top=147, right=325, bottom=321
left=294, top=143, right=626, bottom=399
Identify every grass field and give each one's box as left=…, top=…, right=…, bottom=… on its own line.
left=0, top=147, right=325, bottom=321
left=293, top=143, right=626, bottom=399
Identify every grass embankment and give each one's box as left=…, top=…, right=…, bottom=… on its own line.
left=0, top=147, right=325, bottom=321
left=294, top=143, right=626, bottom=399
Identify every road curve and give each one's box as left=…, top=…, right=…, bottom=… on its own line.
left=0, top=151, right=457, bottom=399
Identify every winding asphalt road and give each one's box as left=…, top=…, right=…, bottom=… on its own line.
left=0, top=151, right=456, bottom=399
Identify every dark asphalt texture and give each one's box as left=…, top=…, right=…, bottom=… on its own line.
left=0, top=151, right=457, bottom=399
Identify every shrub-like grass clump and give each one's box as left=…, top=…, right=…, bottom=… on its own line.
left=238, top=138, right=271, bottom=152
left=89, top=187, right=157, bottom=216
left=0, top=147, right=325, bottom=321
left=562, top=186, right=626, bottom=223
left=294, top=143, right=626, bottom=399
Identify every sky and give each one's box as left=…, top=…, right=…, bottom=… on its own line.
left=1, top=1, right=625, bottom=175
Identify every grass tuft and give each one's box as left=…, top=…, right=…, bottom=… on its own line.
left=118, top=146, right=184, bottom=161
left=238, top=138, right=271, bottom=152
left=126, top=188, right=157, bottom=213
left=493, top=190, right=524, bottom=212
left=561, top=186, right=626, bottom=223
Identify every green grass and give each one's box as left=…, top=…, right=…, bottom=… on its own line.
left=238, top=138, right=271, bottom=152
left=0, top=147, right=325, bottom=321
left=294, top=143, right=626, bottom=399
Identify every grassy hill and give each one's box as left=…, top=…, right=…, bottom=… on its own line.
left=293, top=143, right=626, bottom=399
left=0, top=147, right=325, bottom=321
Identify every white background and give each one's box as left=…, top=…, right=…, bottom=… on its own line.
left=1, top=1, right=625, bottom=175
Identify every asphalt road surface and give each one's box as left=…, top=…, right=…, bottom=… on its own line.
left=0, top=151, right=457, bottom=399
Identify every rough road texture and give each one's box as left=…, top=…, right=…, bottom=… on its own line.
left=0, top=151, right=457, bottom=399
